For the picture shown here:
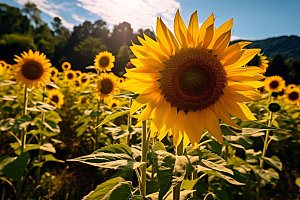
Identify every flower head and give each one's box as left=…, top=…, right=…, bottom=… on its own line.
left=94, top=51, right=115, bottom=72
left=122, top=10, right=263, bottom=147
left=96, top=73, right=119, bottom=99
left=14, top=50, right=51, bottom=88
left=264, top=76, right=285, bottom=93
left=62, top=62, right=71, bottom=71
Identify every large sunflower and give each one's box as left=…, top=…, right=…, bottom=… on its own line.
left=94, top=51, right=115, bottom=72
left=285, top=87, right=300, bottom=105
left=14, top=50, right=51, bottom=88
left=122, top=10, right=263, bottom=146
left=96, top=73, right=119, bottom=99
left=264, top=76, right=285, bottom=93
left=47, top=90, right=64, bottom=109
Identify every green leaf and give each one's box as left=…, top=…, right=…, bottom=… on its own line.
left=204, top=170, right=245, bottom=185
left=130, top=195, right=149, bottom=200
left=262, top=156, right=282, bottom=171
left=0, top=115, right=31, bottom=133
left=240, top=121, right=290, bottom=132
left=146, top=190, right=195, bottom=200
left=151, top=150, right=175, bottom=200
left=181, top=177, right=201, bottom=190
left=68, top=144, right=139, bottom=170
left=82, top=177, right=132, bottom=200
left=0, top=80, right=16, bottom=87
left=0, top=95, right=17, bottom=101
left=2, top=152, right=30, bottom=182
left=0, top=155, right=16, bottom=172
left=223, top=135, right=253, bottom=150
left=99, top=110, right=130, bottom=126
left=39, top=143, right=56, bottom=153
left=152, top=142, right=166, bottom=151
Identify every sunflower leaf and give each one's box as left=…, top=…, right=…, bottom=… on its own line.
left=98, top=110, right=130, bottom=127
left=82, top=177, right=132, bottom=200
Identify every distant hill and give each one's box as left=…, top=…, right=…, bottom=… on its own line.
left=231, top=35, right=300, bottom=60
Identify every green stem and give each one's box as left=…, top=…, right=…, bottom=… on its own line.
left=173, top=138, right=184, bottom=200
left=260, top=111, right=273, bottom=168
left=37, top=87, right=46, bottom=184
left=20, top=86, right=28, bottom=154
left=17, top=86, right=28, bottom=200
left=140, top=120, right=147, bottom=197
left=126, top=98, right=132, bottom=146
left=95, top=99, right=101, bottom=150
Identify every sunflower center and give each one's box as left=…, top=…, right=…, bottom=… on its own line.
left=21, top=60, right=44, bottom=80
left=67, top=73, right=73, bottom=79
left=100, top=78, right=113, bottom=94
left=289, top=92, right=299, bottom=101
left=52, top=95, right=59, bottom=103
left=160, top=48, right=226, bottom=111
left=99, top=57, right=109, bottom=67
left=270, top=81, right=279, bottom=89
left=81, top=76, right=87, bottom=83
left=111, top=103, right=117, bottom=108
left=51, top=70, right=55, bottom=76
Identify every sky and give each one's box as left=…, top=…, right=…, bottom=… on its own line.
left=1, top=0, right=300, bottom=40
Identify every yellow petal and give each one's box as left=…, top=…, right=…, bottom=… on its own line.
left=121, top=79, right=151, bottom=93
left=202, top=24, right=214, bottom=49
left=209, top=18, right=233, bottom=49
left=219, top=41, right=251, bottom=62
left=187, top=10, right=199, bottom=48
left=224, top=49, right=261, bottom=69
left=198, top=13, right=215, bottom=46
left=228, top=81, right=264, bottom=91
left=214, top=100, right=241, bottom=129
left=202, top=106, right=223, bottom=144
left=156, top=17, right=174, bottom=55
left=131, top=100, right=146, bottom=115
left=213, top=30, right=231, bottom=55
left=174, top=10, right=188, bottom=49
left=219, top=97, right=256, bottom=121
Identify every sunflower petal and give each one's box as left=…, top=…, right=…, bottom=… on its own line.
left=202, top=106, right=223, bottom=144
left=187, top=10, right=199, bottom=48
left=174, top=10, right=188, bottom=49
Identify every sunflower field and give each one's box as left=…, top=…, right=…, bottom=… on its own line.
left=1, top=8, right=300, bottom=200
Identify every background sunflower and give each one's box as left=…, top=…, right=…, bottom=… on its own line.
left=264, top=75, right=285, bottom=92
left=14, top=49, right=51, bottom=88
left=94, top=51, right=115, bottom=72
left=96, top=73, right=119, bottom=99
left=47, top=90, right=64, bottom=109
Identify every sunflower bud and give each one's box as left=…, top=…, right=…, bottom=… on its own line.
left=268, top=103, right=281, bottom=112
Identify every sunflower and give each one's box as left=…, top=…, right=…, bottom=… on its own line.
left=75, top=70, right=82, bottom=77
left=264, top=76, right=285, bottom=93
left=62, top=61, right=71, bottom=71
left=65, top=70, right=75, bottom=81
left=14, top=50, right=51, bottom=88
left=79, top=73, right=90, bottom=85
left=50, top=67, right=59, bottom=77
left=78, top=95, right=90, bottom=104
left=47, top=90, right=64, bottom=109
left=247, top=52, right=269, bottom=73
left=94, top=51, right=115, bottom=72
left=96, top=73, right=119, bottom=99
left=0, top=60, right=7, bottom=68
left=122, top=10, right=263, bottom=146
left=287, top=84, right=297, bottom=92
left=285, top=87, right=300, bottom=105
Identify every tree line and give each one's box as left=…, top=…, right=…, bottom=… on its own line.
left=0, top=2, right=155, bottom=76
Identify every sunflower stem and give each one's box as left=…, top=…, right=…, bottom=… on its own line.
left=140, top=120, right=148, bottom=197
left=95, top=99, right=101, bottom=150
left=173, top=138, right=184, bottom=200
left=36, top=87, right=46, bottom=185
left=260, top=111, right=273, bottom=168
left=20, top=86, right=28, bottom=154
left=17, top=86, right=28, bottom=200
left=126, top=98, right=132, bottom=146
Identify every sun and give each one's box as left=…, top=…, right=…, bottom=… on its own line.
left=122, top=10, right=264, bottom=147
left=14, top=50, right=52, bottom=88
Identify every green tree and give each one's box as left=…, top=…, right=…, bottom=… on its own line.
left=22, top=2, right=42, bottom=27
left=0, top=3, right=31, bottom=35
left=114, top=45, right=133, bottom=76
left=266, top=54, right=289, bottom=81
left=0, top=33, right=37, bottom=61
left=109, top=22, right=133, bottom=54
left=73, top=36, right=107, bottom=69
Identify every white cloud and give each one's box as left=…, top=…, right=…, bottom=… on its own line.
left=72, top=13, right=85, bottom=23
left=76, top=0, right=181, bottom=31
left=13, top=0, right=75, bottom=29
left=230, top=35, right=241, bottom=41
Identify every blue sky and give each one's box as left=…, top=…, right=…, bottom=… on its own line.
left=1, top=0, right=299, bottom=40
